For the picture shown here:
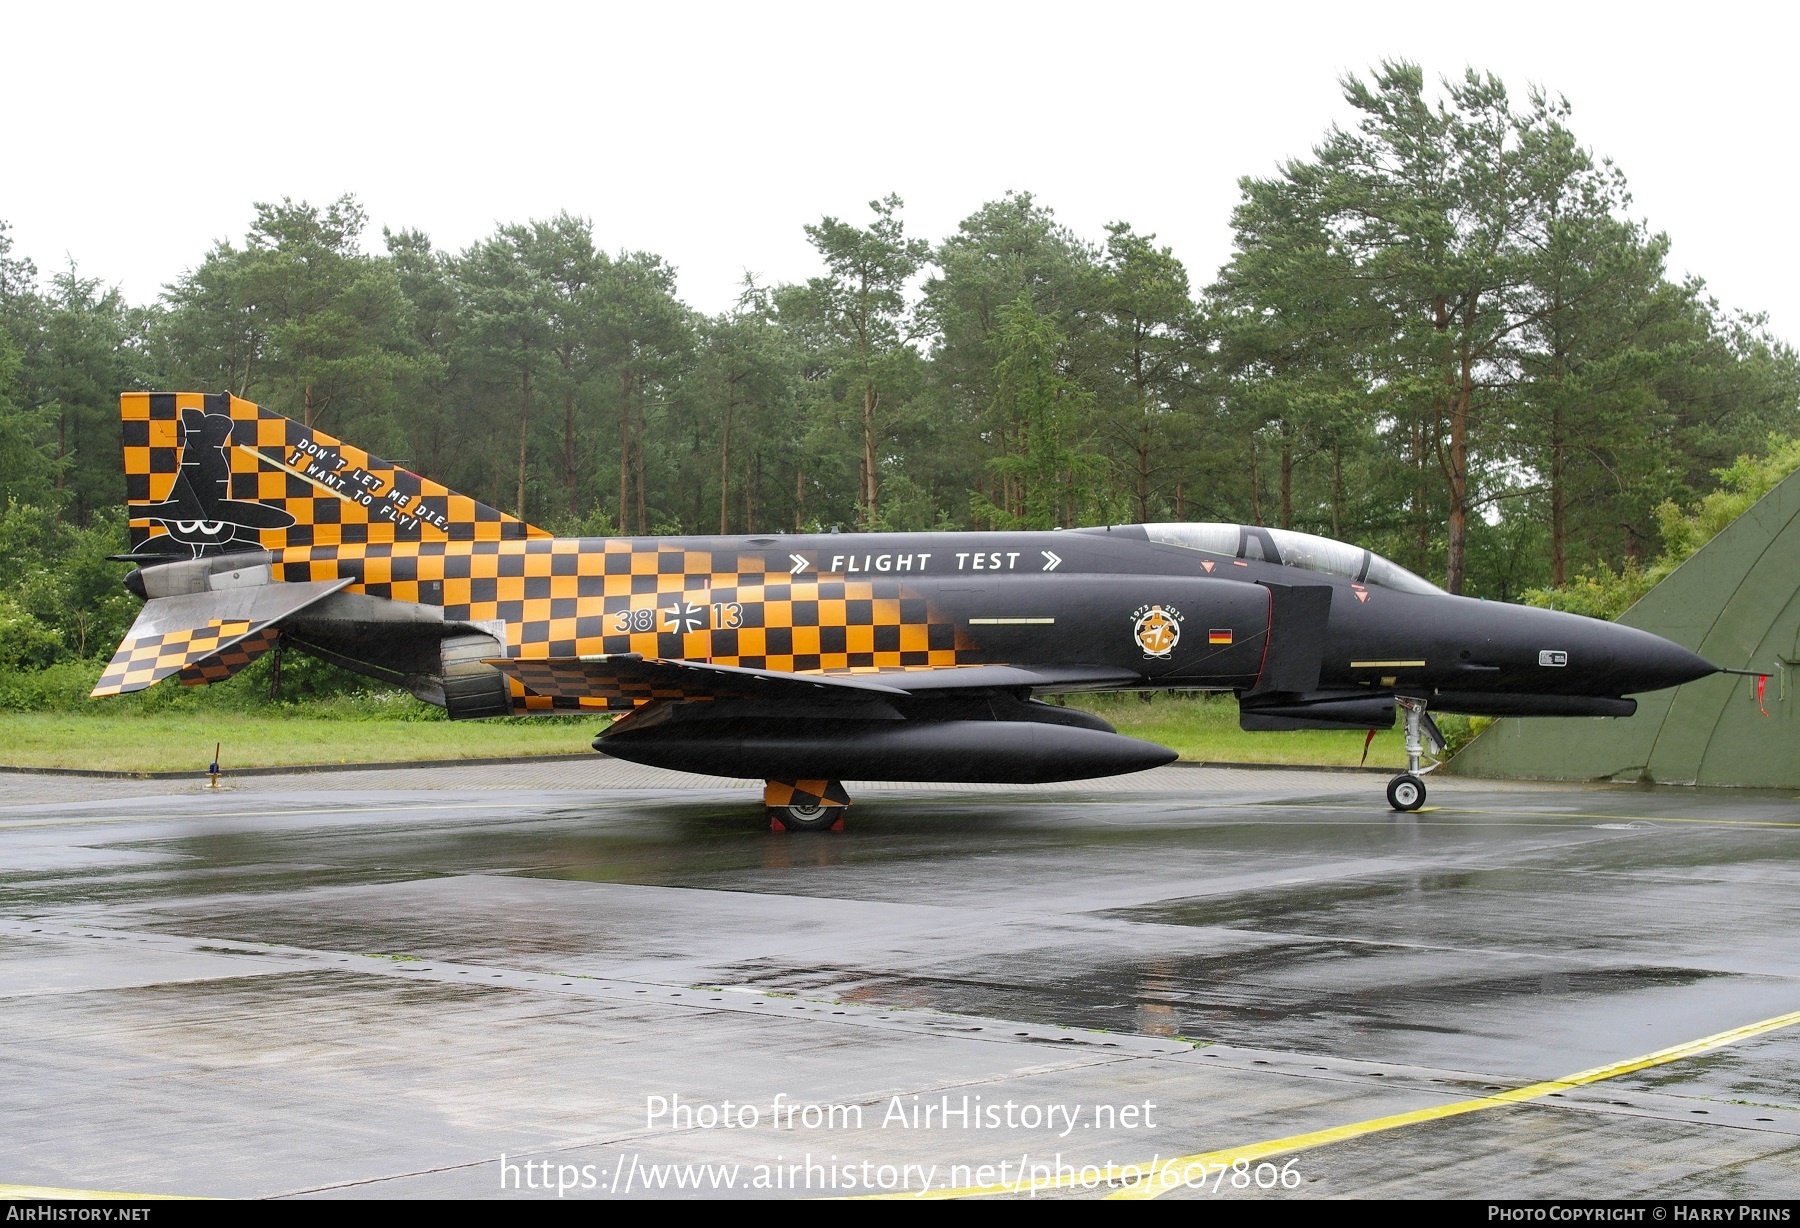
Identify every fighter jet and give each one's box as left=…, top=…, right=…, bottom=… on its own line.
left=96, top=393, right=1717, bottom=826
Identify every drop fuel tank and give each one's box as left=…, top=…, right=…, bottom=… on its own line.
left=599, top=716, right=1177, bottom=784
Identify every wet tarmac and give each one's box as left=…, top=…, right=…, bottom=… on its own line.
left=2, top=759, right=1797, bottom=1199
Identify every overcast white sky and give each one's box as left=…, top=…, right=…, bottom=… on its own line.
left=5, top=1, right=1796, bottom=340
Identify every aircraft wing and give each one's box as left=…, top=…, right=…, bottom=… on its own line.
left=484, top=657, right=1139, bottom=709
left=91, top=579, right=353, bottom=697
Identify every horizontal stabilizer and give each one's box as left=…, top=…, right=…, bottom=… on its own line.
left=91, top=579, right=351, bottom=696
left=178, top=625, right=282, bottom=687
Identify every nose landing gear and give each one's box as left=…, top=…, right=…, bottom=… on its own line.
left=1387, top=697, right=1443, bottom=812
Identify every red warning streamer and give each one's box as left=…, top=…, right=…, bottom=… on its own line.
left=1757, top=673, right=1770, bottom=718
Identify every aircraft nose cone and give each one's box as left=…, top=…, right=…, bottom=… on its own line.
left=1606, top=624, right=1717, bottom=693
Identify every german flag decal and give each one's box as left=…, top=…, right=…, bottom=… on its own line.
left=1208, top=628, right=1233, bottom=645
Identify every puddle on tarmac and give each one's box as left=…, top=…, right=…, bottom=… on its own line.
left=714, top=951, right=1729, bottom=1049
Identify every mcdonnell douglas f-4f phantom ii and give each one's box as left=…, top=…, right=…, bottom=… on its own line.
left=95, top=393, right=1717, bottom=826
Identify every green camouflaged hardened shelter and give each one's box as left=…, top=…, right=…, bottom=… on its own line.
left=1450, top=467, right=1800, bottom=787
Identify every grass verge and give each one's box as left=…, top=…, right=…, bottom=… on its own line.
left=0, top=692, right=1431, bottom=774
left=0, top=711, right=604, bottom=773
left=1068, top=692, right=1411, bottom=768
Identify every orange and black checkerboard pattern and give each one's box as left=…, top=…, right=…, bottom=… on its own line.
left=93, top=619, right=258, bottom=696
left=495, top=658, right=741, bottom=712
left=123, top=392, right=542, bottom=554
left=764, top=779, right=849, bottom=809
left=179, top=627, right=281, bottom=687
left=271, top=538, right=968, bottom=714
left=118, top=394, right=972, bottom=714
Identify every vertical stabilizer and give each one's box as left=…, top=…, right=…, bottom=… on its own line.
left=122, top=392, right=547, bottom=558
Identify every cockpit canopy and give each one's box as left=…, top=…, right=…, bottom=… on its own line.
left=1131, top=523, right=1447, bottom=596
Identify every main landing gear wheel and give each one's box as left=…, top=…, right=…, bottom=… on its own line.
left=1386, top=773, right=1426, bottom=812
left=768, top=801, right=840, bottom=831
left=764, top=779, right=850, bottom=832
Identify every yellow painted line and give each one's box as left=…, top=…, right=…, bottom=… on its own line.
left=0, top=1183, right=193, bottom=1200
left=859, top=1006, right=1800, bottom=1201
left=1111, top=1005, right=1800, bottom=1201
left=1350, top=660, right=1425, bottom=669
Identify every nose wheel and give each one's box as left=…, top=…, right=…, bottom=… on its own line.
left=1387, top=697, right=1441, bottom=812
left=1386, top=773, right=1426, bottom=811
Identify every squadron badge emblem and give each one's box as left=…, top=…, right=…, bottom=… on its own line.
left=1131, top=604, right=1183, bottom=659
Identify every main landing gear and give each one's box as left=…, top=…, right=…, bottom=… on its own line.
left=1387, top=697, right=1443, bottom=813
left=765, top=779, right=851, bottom=832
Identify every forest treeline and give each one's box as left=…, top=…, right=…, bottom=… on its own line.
left=2, top=63, right=1797, bottom=681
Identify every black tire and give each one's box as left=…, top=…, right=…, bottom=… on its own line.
left=1386, top=773, right=1426, bottom=812
left=769, top=803, right=840, bottom=832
